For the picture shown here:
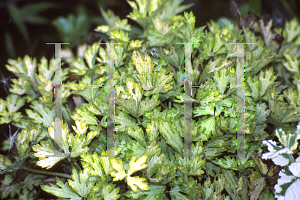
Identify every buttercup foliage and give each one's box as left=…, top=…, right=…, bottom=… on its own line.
left=1, top=0, right=300, bottom=199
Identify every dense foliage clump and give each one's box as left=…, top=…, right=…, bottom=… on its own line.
left=1, top=0, right=300, bottom=199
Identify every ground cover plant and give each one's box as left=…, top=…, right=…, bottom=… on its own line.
left=1, top=0, right=300, bottom=199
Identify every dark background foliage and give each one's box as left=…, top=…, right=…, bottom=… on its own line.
left=0, top=0, right=295, bottom=90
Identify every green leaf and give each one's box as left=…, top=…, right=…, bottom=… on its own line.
left=244, top=37, right=276, bottom=76
left=127, top=124, right=146, bottom=145
left=115, top=110, right=137, bottom=132
left=199, top=58, right=232, bottom=84
left=131, top=51, right=174, bottom=96
left=123, top=140, right=146, bottom=162
left=0, top=94, right=25, bottom=124
left=248, top=171, right=266, bottom=200
left=93, top=181, right=121, bottom=200
left=223, top=169, right=241, bottom=200
left=267, top=89, right=300, bottom=124
left=100, top=7, right=121, bottom=29
left=71, top=106, right=99, bottom=126
left=281, top=106, right=300, bottom=124
left=283, top=18, right=300, bottom=44
left=146, top=154, right=164, bottom=179
left=4, top=32, right=16, bottom=59
left=69, top=121, right=99, bottom=156
left=109, top=30, right=130, bottom=43
left=212, top=156, right=255, bottom=171
left=282, top=52, right=300, bottom=74
left=0, top=154, right=12, bottom=171
left=193, top=103, right=215, bottom=116
left=1, top=173, right=45, bottom=199
left=124, top=184, right=166, bottom=199
left=252, top=153, right=269, bottom=176
left=33, top=120, right=98, bottom=169
left=67, top=75, right=104, bottom=103
left=113, top=44, right=127, bottom=68
left=52, top=7, right=90, bottom=47
left=158, top=118, right=183, bottom=154
left=257, top=17, right=276, bottom=47
left=184, top=11, right=196, bottom=32
left=32, top=141, right=68, bottom=169
left=22, top=2, right=58, bottom=25
left=203, top=136, right=229, bottom=160
left=81, top=152, right=109, bottom=178
left=198, top=116, right=217, bottom=140
left=213, top=29, right=225, bottom=53
left=198, top=174, right=226, bottom=200
left=254, top=103, right=270, bottom=129
left=132, top=50, right=155, bottom=90
left=35, top=74, right=55, bottom=103
left=5, top=55, right=36, bottom=79
left=259, top=68, right=277, bottom=97
left=71, top=43, right=101, bottom=75
left=18, top=189, right=35, bottom=200
left=258, top=191, right=275, bottom=200
left=169, top=176, right=191, bottom=200
left=37, top=57, right=55, bottom=82
left=8, top=4, right=30, bottom=43
left=116, top=77, right=160, bottom=117
left=176, top=142, right=205, bottom=176
left=25, top=100, right=54, bottom=128
left=68, top=168, right=94, bottom=197
left=248, top=0, right=261, bottom=14
left=146, top=150, right=176, bottom=184
left=213, top=67, right=231, bottom=94
left=41, top=168, right=93, bottom=200
left=146, top=120, right=159, bottom=142
left=205, top=162, right=221, bottom=177
left=16, top=124, right=44, bottom=157
left=283, top=87, right=299, bottom=107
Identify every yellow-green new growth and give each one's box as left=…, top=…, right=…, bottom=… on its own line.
left=33, top=119, right=98, bottom=169
left=110, top=154, right=149, bottom=192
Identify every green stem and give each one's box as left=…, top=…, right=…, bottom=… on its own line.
left=184, top=174, right=188, bottom=183
left=22, top=167, right=71, bottom=179
left=161, top=102, right=168, bottom=110
left=288, top=154, right=295, bottom=163
left=137, top=117, right=141, bottom=124
left=71, top=158, right=82, bottom=172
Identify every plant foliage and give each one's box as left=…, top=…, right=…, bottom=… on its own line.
left=1, top=0, right=300, bottom=199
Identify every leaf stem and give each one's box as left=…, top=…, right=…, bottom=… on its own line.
left=288, top=154, right=295, bottom=163
left=160, top=102, right=168, bottom=110
left=71, top=158, right=82, bottom=172
left=137, top=117, right=141, bottom=124
left=184, top=174, right=188, bottom=183
left=21, top=167, right=72, bottom=179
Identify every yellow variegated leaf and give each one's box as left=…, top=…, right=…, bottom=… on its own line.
left=127, top=155, right=148, bottom=176
left=72, top=120, right=88, bottom=136
left=127, top=176, right=150, bottom=192
left=110, top=157, right=127, bottom=181
left=33, top=141, right=68, bottom=169
left=132, top=50, right=154, bottom=90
